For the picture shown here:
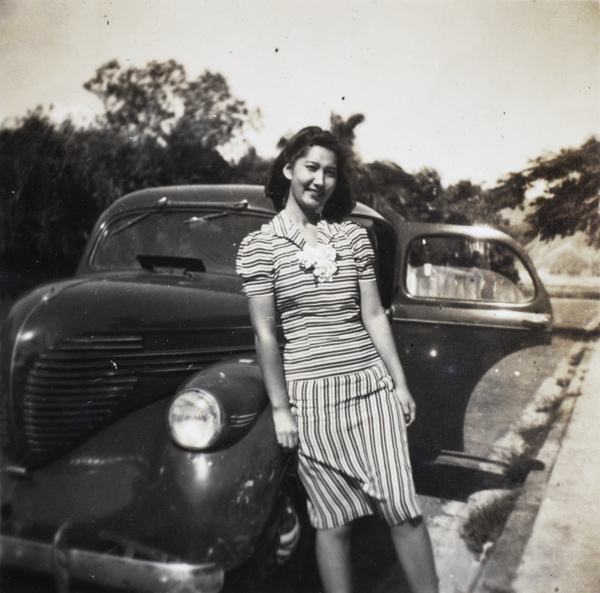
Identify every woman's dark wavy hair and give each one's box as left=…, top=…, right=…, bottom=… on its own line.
left=265, top=126, right=355, bottom=221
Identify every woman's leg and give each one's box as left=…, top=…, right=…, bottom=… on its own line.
left=315, top=523, right=353, bottom=593
left=390, top=519, right=439, bottom=593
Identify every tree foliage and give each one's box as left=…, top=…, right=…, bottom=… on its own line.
left=443, top=180, right=512, bottom=233
left=77, top=59, right=260, bottom=204
left=496, top=137, right=600, bottom=246
left=1, top=62, right=263, bottom=292
left=2, top=77, right=596, bottom=296
left=84, top=59, right=252, bottom=149
left=0, top=109, right=94, bottom=279
left=329, top=113, right=512, bottom=234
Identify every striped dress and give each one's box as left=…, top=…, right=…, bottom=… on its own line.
left=236, top=211, right=421, bottom=528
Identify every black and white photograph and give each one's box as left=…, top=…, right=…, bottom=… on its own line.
left=1, top=1, right=598, bottom=592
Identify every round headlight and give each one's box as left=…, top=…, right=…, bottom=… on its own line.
left=168, top=389, right=225, bottom=450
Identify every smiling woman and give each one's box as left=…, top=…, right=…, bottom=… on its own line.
left=265, top=126, right=354, bottom=221
left=283, top=145, right=338, bottom=227
left=237, top=126, right=439, bottom=593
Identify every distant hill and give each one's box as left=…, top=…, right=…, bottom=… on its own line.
left=500, top=201, right=600, bottom=280
left=527, top=232, right=600, bottom=277
left=525, top=232, right=600, bottom=299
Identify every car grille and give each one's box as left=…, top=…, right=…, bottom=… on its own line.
left=18, top=334, right=246, bottom=467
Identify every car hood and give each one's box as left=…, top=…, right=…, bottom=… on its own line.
left=2, top=272, right=255, bottom=467
left=6, top=271, right=250, bottom=341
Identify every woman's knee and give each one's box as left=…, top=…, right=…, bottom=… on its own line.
left=317, top=523, right=352, bottom=542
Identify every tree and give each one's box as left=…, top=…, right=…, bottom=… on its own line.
left=80, top=59, right=259, bottom=202
left=327, top=113, right=435, bottom=223
left=329, top=113, right=365, bottom=151
left=443, top=179, right=513, bottom=233
left=326, top=114, right=513, bottom=231
left=329, top=113, right=365, bottom=177
left=0, top=109, right=93, bottom=279
left=353, top=161, right=433, bottom=224
left=84, top=60, right=254, bottom=149
left=497, top=137, right=600, bottom=246
left=228, top=146, right=273, bottom=185
left=0, top=62, right=261, bottom=293
left=69, top=124, right=169, bottom=210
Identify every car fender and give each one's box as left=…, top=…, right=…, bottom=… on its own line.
left=1, top=360, right=289, bottom=571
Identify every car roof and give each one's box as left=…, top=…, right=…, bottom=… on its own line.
left=100, top=185, right=386, bottom=222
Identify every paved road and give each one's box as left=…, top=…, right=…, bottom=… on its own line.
left=0, top=335, right=576, bottom=593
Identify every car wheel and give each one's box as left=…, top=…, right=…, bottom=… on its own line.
left=231, top=478, right=317, bottom=593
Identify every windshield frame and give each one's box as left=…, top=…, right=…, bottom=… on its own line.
left=85, top=205, right=271, bottom=275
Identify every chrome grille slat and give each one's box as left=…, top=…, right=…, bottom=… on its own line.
left=64, top=336, right=143, bottom=343
left=24, top=395, right=131, bottom=408
left=26, top=384, right=136, bottom=395
left=36, top=353, right=223, bottom=365
left=34, top=360, right=135, bottom=368
left=24, top=401, right=127, bottom=411
left=33, top=354, right=217, bottom=374
left=27, top=420, right=108, bottom=433
left=19, top=333, right=222, bottom=466
left=30, top=371, right=137, bottom=381
left=24, top=416, right=112, bottom=427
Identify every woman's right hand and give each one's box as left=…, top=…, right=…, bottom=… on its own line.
left=272, top=407, right=299, bottom=451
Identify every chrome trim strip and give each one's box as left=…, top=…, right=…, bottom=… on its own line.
left=0, top=535, right=224, bottom=593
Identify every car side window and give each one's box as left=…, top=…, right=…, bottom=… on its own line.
left=406, top=235, right=535, bottom=303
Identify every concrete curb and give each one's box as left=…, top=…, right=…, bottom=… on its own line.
left=468, top=340, right=594, bottom=593
left=469, top=342, right=591, bottom=593
left=429, top=339, right=591, bottom=593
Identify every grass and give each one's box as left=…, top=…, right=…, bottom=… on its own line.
left=460, top=348, right=579, bottom=556
left=461, top=490, right=520, bottom=556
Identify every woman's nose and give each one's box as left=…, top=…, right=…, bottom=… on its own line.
left=313, top=170, right=325, bottom=186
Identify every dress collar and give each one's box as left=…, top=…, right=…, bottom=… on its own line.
left=270, top=211, right=339, bottom=248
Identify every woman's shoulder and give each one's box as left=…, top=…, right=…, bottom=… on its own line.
left=324, top=218, right=361, bottom=234
left=340, top=219, right=362, bottom=230
left=239, top=219, right=276, bottom=248
left=337, top=219, right=369, bottom=241
left=236, top=221, right=276, bottom=275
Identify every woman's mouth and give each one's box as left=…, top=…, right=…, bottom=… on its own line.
left=307, top=189, right=325, bottom=199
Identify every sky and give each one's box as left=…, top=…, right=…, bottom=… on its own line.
left=0, top=0, right=598, bottom=188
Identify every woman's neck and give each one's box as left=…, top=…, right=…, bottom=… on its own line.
left=284, top=199, right=320, bottom=245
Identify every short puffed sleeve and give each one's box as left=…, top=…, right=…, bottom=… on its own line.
left=345, top=222, right=377, bottom=282
left=236, top=230, right=275, bottom=297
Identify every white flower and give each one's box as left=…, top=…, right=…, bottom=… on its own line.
left=297, top=244, right=338, bottom=282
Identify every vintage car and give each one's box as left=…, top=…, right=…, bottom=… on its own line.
left=0, top=185, right=552, bottom=593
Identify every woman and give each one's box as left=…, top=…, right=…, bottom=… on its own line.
left=236, top=126, right=438, bottom=593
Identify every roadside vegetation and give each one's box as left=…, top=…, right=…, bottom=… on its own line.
left=1, top=60, right=599, bottom=297
left=461, top=341, right=588, bottom=557
left=462, top=490, right=520, bottom=557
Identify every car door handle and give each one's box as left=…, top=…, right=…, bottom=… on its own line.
left=385, top=305, right=395, bottom=325
left=522, top=315, right=551, bottom=330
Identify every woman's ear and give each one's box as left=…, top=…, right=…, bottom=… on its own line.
left=283, top=163, right=293, bottom=180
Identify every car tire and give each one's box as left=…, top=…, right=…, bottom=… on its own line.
left=228, top=476, right=318, bottom=593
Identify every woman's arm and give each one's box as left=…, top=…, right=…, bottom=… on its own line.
left=247, top=294, right=298, bottom=449
left=359, top=280, right=416, bottom=425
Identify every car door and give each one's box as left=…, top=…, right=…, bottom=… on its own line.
left=389, top=222, right=552, bottom=454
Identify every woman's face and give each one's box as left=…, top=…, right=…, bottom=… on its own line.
left=283, top=145, right=338, bottom=215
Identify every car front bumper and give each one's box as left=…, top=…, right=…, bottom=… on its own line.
left=0, top=533, right=225, bottom=593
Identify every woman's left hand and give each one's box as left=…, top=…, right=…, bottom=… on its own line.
left=394, top=384, right=417, bottom=426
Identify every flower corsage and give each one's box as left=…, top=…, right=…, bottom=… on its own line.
left=297, top=244, right=338, bottom=282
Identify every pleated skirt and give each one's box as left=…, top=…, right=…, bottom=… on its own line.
left=287, top=360, right=421, bottom=529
